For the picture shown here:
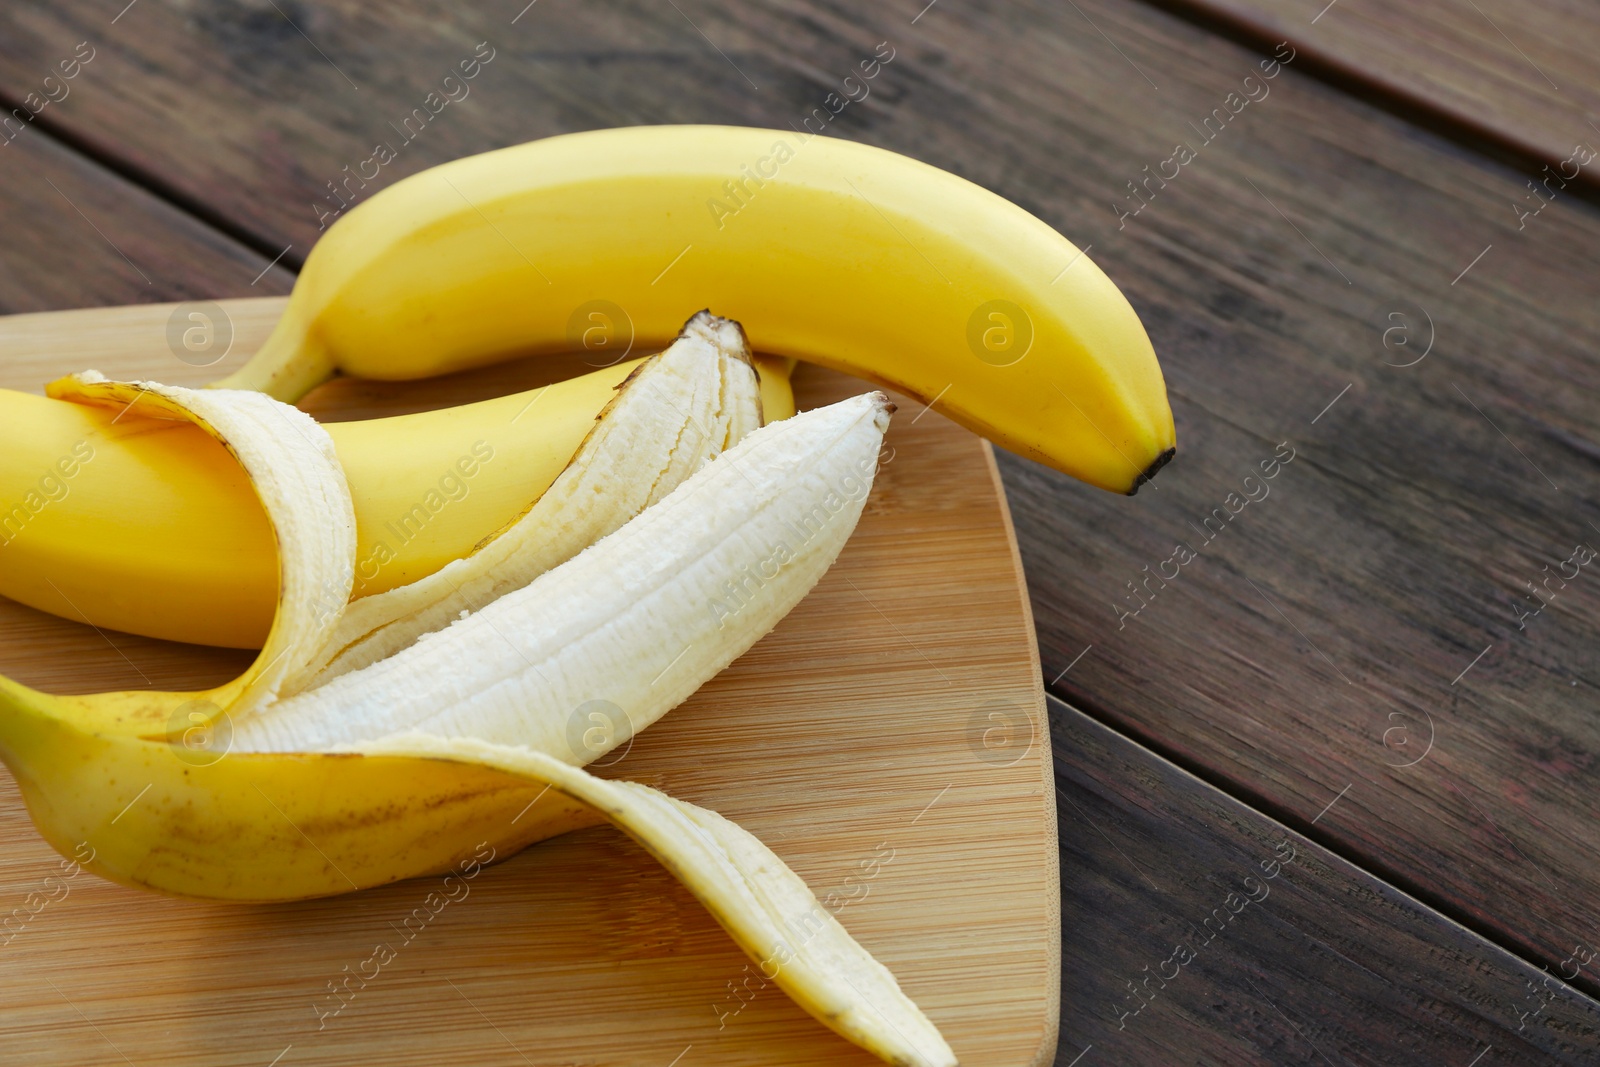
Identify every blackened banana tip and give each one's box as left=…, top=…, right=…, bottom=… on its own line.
left=1129, top=447, right=1176, bottom=495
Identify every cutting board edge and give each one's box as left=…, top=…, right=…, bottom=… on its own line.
left=982, top=438, right=1061, bottom=1067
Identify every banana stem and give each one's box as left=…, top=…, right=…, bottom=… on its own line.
left=210, top=315, right=336, bottom=401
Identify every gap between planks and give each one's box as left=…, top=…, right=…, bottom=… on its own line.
left=1044, top=680, right=1600, bottom=1009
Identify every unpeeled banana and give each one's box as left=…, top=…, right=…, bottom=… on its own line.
left=219, top=124, right=1175, bottom=495
left=0, top=331, right=953, bottom=1063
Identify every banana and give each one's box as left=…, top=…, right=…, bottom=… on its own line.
left=0, top=323, right=793, bottom=648
left=0, top=352, right=945, bottom=1061
left=217, top=124, right=1174, bottom=494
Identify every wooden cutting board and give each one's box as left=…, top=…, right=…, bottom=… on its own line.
left=0, top=299, right=1058, bottom=1067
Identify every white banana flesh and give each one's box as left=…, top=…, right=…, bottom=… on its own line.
left=233, top=390, right=888, bottom=760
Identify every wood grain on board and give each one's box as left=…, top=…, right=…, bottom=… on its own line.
left=1050, top=694, right=1600, bottom=1065
left=0, top=300, right=1058, bottom=1066
left=1156, top=0, right=1600, bottom=172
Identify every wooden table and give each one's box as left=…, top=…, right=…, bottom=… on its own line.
left=0, top=1, right=1596, bottom=1062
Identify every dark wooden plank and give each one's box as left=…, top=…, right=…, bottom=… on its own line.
left=0, top=0, right=1597, bottom=1009
left=918, top=0, right=1600, bottom=999
left=0, top=119, right=292, bottom=313
left=0, top=0, right=817, bottom=258
left=1154, top=0, right=1600, bottom=175
left=1051, top=694, right=1600, bottom=1063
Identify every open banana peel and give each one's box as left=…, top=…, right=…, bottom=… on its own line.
left=0, top=313, right=955, bottom=1067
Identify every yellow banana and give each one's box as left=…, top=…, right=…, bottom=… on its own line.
left=218, top=124, right=1175, bottom=493
left=0, top=334, right=954, bottom=1065
left=0, top=342, right=792, bottom=648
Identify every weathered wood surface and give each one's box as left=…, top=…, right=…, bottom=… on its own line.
left=1050, top=694, right=1600, bottom=1064
left=0, top=117, right=291, bottom=313
left=0, top=0, right=1597, bottom=1057
left=934, top=0, right=1600, bottom=997
left=1155, top=0, right=1600, bottom=173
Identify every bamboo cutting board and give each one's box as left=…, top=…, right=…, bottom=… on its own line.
left=0, top=299, right=1058, bottom=1067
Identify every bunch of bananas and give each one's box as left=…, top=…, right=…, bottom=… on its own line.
left=0, top=126, right=1174, bottom=1066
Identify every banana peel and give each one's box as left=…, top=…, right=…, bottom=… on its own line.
left=0, top=695, right=955, bottom=1065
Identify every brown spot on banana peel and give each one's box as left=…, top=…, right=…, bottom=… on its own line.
left=79, top=750, right=600, bottom=901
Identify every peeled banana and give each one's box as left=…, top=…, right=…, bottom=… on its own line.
left=0, top=323, right=793, bottom=647
left=218, top=124, right=1175, bottom=494
left=0, top=337, right=950, bottom=1062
